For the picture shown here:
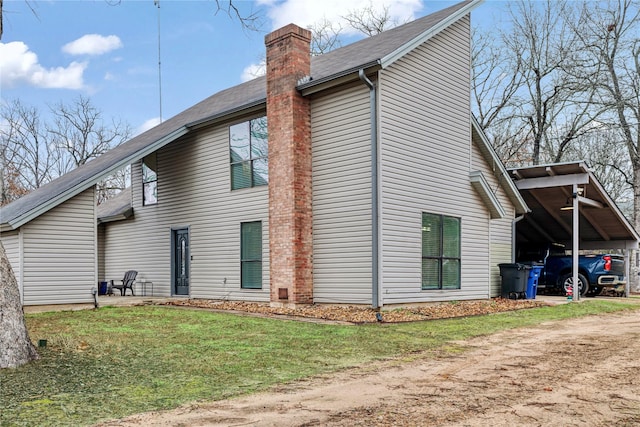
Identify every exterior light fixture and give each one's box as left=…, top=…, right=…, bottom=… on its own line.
left=560, top=197, right=574, bottom=210
left=560, top=192, right=578, bottom=211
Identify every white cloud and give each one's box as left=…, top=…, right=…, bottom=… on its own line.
left=137, top=117, right=162, bottom=135
left=261, top=0, right=423, bottom=35
left=241, top=62, right=266, bottom=82
left=243, top=0, right=423, bottom=82
left=62, top=34, right=123, bottom=56
left=0, top=41, right=87, bottom=89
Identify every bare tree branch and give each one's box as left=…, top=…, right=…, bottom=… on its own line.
left=1, top=97, right=131, bottom=204
left=308, top=18, right=343, bottom=56
left=343, top=1, right=400, bottom=36
left=47, top=96, right=131, bottom=173
left=213, top=0, right=262, bottom=32
left=568, top=0, right=640, bottom=227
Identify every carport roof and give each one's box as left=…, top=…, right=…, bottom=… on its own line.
left=510, top=161, right=639, bottom=251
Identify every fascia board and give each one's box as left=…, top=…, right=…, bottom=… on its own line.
left=297, top=62, right=381, bottom=96
left=514, top=173, right=590, bottom=190
left=97, top=207, right=134, bottom=225
left=5, top=99, right=267, bottom=231
left=470, top=170, right=506, bottom=219
left=186, top=100, right=266, bottom=130
left=471, top=117, right=529, bottom=214
left=586, top=169, right=640, bottom=243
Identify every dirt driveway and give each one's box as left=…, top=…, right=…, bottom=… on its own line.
left=100, top=309, right=640, bottom=427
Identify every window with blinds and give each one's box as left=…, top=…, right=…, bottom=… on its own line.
left=422, top=212, right=461, bottom=290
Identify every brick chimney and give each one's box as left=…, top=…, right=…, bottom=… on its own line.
left=265, top=24, right=313, bottom=306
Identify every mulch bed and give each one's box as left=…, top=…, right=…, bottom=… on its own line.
left=155, top=298, right=549, bottom=324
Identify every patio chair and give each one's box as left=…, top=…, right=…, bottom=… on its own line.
left=112, top=270, right=138, bottom=296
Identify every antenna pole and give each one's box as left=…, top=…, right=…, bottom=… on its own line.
left=155, top=0, right=163, bottom=123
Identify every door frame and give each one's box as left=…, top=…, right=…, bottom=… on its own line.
left=170, top=226, right=190, bottom=296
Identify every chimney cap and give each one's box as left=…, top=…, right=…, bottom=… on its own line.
left=265, top=23, right=311, bottom=46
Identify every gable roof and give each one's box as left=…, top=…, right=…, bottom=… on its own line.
left=299, top=0, right=480, bottom=93
left=0, top=0, right=482, bottom=231
left=510, top=161, right=640, bottom=250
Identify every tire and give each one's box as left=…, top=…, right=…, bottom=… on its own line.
left=560, top=273, right=589, bottom=297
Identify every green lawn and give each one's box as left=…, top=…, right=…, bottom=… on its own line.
left=1, top=300, right=638, bottom=426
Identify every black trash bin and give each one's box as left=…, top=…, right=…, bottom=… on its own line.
left=498, top=263, right=530, bottom=299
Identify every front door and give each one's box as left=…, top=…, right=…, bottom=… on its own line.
left=173, top=228, right=190, bottom=296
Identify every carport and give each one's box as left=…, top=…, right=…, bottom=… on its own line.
left=509, top=161, right=640, bottom=298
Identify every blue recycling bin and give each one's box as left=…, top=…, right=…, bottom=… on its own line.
left=498, top=263, right=529, bottom=299
left=525, top=264, right=543, bottom=299
left=98, top=281, right=108, bottom=296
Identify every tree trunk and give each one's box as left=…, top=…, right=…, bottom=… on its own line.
left=0, top=240, right=38, bottom=369
left=634, top=165, right=640, bottom=232
left=631, top=166, right=640, bottom=293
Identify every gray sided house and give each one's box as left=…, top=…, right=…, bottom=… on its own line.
left=0, top=0, right=529, bottom=307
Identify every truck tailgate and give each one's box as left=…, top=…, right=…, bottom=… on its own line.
left=610, top=255, right=626, bottom=276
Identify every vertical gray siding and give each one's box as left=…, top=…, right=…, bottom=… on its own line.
left=378, top=16, right=491, bottom=304
left=21, top=188, right=97, bottom=305
left=103, top=116, right=270, bottom=301
left=311, top=83, right=373, bottom=304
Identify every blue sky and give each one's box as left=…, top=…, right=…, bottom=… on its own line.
left=1, top=0, right=504, bottom=136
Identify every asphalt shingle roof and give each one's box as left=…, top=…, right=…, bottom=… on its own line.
left=0, top=0, right=476, bottom=229
left=96, top=187, right=132, bottom=222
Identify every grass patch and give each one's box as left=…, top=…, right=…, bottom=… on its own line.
left=1, top=299, right=637, bottom=426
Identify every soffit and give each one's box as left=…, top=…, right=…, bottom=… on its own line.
left=510, top=162, right=639, bottom=250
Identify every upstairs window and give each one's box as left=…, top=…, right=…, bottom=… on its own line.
left=422, top=212, right=461, bottom=290
left=142, top=154, right=157, bottom=205
left=230, top=116, right=268, bottom=190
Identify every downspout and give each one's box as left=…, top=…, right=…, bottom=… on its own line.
left=359, top=69, right=379, bottom=309
left=512, top=215, right=525, bottom=262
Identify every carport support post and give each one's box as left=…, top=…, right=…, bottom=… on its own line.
left=625, top=249, right=632, bottom=297
left=572, top=183, right=580, bottom=302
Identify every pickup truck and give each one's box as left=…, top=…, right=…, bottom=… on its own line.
left=518, top=245, right=626, bottom=297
